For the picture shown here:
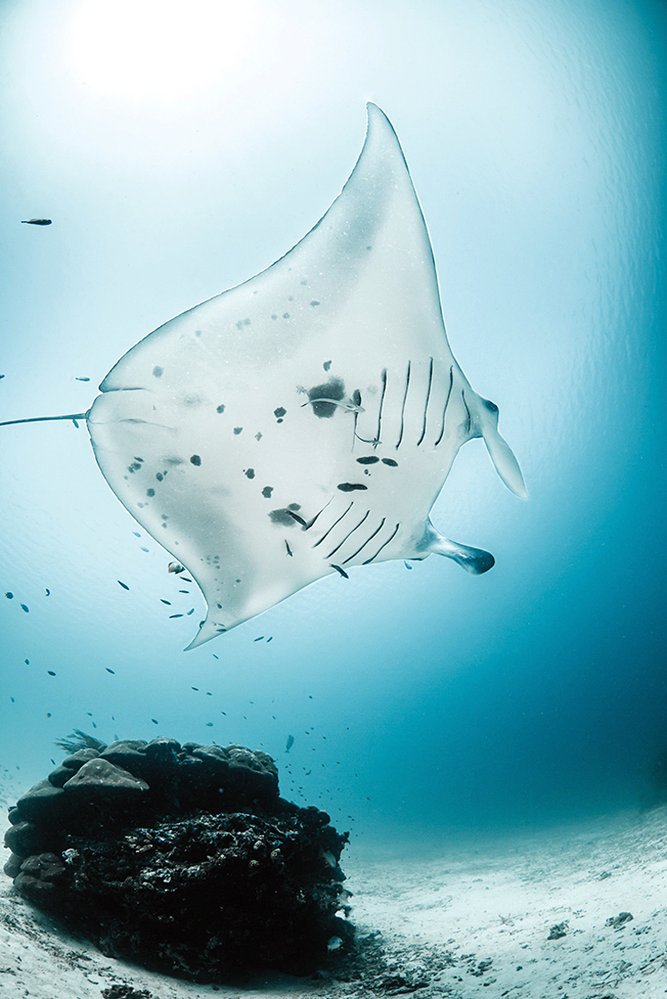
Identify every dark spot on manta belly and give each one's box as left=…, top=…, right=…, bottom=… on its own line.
left=261, top=486, right=273, bottom=498
left=287, top=503, right=301, bottom=510
left=305, top=377, right=345, bottom=418
left=233, top=427, right=243, bottom=435
left=190, top=454, right=202, bottom=466
left=337, top=483, right=368, bottom=492
left=216, top=404, right=225, bottom=413
left=269, top=508, right=300, bottom=527
left=274, top=407, right=286, bottom=422
left=357, top=456, right=379, bottom=464
left=323, top=360, right=332, bottom=371
left=153, top=366, right=164, bottom=378
left=245, top=468, right=255, bottom=479
left=382, top=458, right=398, bottom=467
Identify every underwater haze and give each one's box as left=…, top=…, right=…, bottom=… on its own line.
left=0, top=0, right=665, bottom=846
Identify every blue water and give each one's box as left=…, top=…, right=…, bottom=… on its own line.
left=0, top=0, right=665, bottom=847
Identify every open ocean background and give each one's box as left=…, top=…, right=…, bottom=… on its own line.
left=0, top=0, right=665, bottom=849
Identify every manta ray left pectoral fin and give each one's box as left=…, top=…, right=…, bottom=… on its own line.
left=419, top=522, right=495, bottom=575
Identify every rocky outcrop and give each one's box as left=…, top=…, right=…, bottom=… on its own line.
left=3, top=738, right=352, bottom=981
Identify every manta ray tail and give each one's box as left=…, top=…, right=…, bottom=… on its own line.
left=0, top=412, right=89, bottom=428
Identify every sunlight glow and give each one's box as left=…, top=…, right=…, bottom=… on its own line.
left=65, top=0, right=258, bottom=103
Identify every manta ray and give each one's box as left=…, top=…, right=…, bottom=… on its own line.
left=1, top=104, right=525, bottom=649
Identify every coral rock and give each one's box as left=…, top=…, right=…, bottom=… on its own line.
left=16, top=779, right=65, bottom=820
left=3, top=739, right=352, bottom=982
left=62, top=758, right=150, bottom=797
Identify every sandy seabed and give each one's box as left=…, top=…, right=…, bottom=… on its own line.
left=1, top=775, right=666, bottom=999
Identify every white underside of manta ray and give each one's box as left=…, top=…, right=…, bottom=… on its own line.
left=2, top=104, right=526, bottom=649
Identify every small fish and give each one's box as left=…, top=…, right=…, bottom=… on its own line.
left=285, top=540, right=293, bottom=557
left=21, top=218, right=52, bottom=226
left=254, top=635, right=264, bottom=642
left=169, top=613, right=183, bottom=619
left=105, top=667, right=116, bottom=674
left=160, top=598, right=172, bottom=605
left=267, top=636, right=273, bottom=643
left=117, top=580, right=130, bottom=590
left=168, top=561, right=185, bottom=574
left=47, top=670, right=56, bottom=676
left=331, top=564, right=349, bottom=579
left=45, top=587, right=51, bottom=595
left=300, top=397, right=364, bottom=413
left=403, top=560, right=414, bottom=570
left=285, top=734, right=295, bottom=753
left=151, top=718, right=159, bottom=725
left=75, top=376, right=91, bottom=382
left=20, top=603, right=30, bottom=613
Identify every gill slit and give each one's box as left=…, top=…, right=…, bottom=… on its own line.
left=396, top=361, right=411, bottom=449
left=326, top=510, right=371, bottom=559
left=434, top=365, right=454, bottom=447
left=312, top=501, right=354, bottom=548
left=362, top=522, right=400, bottom=564
left=342, top=517, right=387, bottom=564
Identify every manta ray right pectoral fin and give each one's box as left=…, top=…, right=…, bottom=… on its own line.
left=420, top=522, right=495, bottom=575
